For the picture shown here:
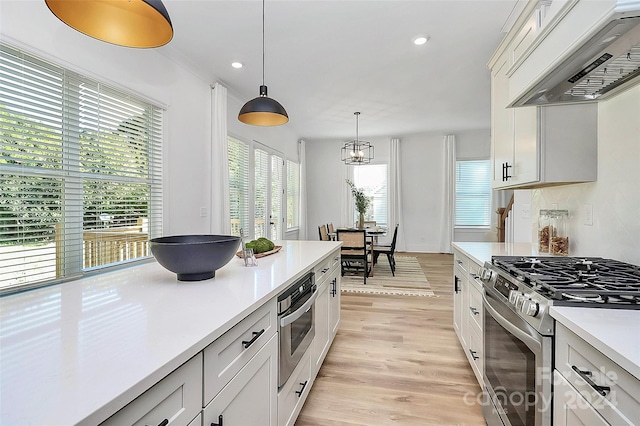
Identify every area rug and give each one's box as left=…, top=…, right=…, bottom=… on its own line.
left=340, top=256, right=436, bottom=297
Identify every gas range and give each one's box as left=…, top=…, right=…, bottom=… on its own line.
left=478, top=256, right=640, bottom=336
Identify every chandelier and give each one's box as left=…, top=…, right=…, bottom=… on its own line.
left=341, top=112, right=374, bottom=165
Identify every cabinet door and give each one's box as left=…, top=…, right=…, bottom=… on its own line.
left=328, top=272, right=341, bottom=337
left=203, top=334, right=278, bottom=426
left=554, top=370, right=608, bottom=426
left=453, top=268, right=464, bottom=340
left=310, top=278, right=329, bottom=376
left=491, top=53, right=514, bottom=188
left=512, top=106, right=539, bottom=185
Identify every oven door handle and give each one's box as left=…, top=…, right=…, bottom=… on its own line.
left=483, top=292, right=542, bottom=352
left=280, top=288, right=318, bottom=327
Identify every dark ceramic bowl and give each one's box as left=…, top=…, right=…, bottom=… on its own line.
left=150, top=235, right=241, bottom=281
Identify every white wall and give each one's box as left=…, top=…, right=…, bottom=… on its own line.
left=530, top=86, right=640, bottom=264
left=1, top=1, right=298, bottom=237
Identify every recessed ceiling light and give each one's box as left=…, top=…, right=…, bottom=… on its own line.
left=232, top=62, right=243, bottom=69
left=413, top=36, right=429, bottom=46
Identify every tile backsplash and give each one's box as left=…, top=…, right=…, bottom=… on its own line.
left=530, top=86, right=640, bottom=265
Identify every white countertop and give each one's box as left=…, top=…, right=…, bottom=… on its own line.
left=550, top=306, right=640, bottom=380
left=452, top=242, right=640, bottom=381
left=0, top=240, right=341, bottom=426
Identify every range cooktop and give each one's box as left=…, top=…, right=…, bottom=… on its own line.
left=491, top=256, right=640, bottom=308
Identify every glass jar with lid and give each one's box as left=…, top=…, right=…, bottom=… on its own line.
left=549, top=210, right=569, bottom=256
left=537, top=210, right=551, bottom=253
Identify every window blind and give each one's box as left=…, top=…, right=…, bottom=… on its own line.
left=0, top=43, right=162, bottom=294
left=270, top=155, right=283, bottom=239
left=227, top=136, right=249, bottom=237
left=455, top=160, right=491, bottom=227
left=254, top=148, right=269, bottom=239
left=286, top=160, right=300, bottom=229
left=353, top=164, right=388, bottom=227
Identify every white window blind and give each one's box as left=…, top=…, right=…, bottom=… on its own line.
left=353, top=164, right=388, bottom=227
left=286, top=160, right=300, bottom=229
left=270, top=155, right=283, bottom=240
left=0, top=43, right=163, bottom=294
left=254, top=148, right=269, bottom=238
left=455, top=160, right=491, bottom=227
left=227, top=136, right=249, bottom=237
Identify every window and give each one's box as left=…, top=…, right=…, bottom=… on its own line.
left=286, top=160, right=300, bottom=229
left=228, top=136, right=249, bottom=237
left=353, top=164, right=388, bottom=227
left=228, top=139, right=285, bottom=240
left=0, top=43, right=163, bottom=294
left=455, top=160, right=491, bottom=227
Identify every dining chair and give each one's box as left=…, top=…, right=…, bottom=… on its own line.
left=373, top=224, right=399, bottom=276
left=318, top=224, right=329, bottom=241
left=337, top=229, right=369, bottom=284
left=327, top=223, right=335, bottom=234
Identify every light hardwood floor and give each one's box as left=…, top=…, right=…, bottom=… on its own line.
left=296, top=252, right=486, bottom=426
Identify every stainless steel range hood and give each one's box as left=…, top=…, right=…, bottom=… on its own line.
left=510, top=11, right=640, bottom=107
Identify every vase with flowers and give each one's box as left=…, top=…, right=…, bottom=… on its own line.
left=346, top=179, right=370, bottom=229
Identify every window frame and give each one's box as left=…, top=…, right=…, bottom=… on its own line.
left=352, top=163, right=388, bottom=228
left=454, top=158, right=492, bottom=229
left=0, top=42, right=163, bottom=295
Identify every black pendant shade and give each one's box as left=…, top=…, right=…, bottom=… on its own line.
left=45, top=0, right=173, bottom=48
left=238, top=0, right=288, bottom=127
left=238, top=85, right=289, bottom=126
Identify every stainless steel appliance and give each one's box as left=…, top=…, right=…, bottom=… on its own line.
left=277, top=271, right=317, bottom=388
left=478, top=256, right=640, bottom=426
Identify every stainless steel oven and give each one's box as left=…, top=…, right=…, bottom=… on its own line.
left=277, top=271, right=317, bottom=388
left=483, top=281, right=553, bottom=426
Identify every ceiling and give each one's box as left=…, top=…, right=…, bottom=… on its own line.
left=162, top=0, right=519, bottom=141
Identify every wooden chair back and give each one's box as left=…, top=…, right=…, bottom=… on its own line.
left=363, top=221, right=376, bottom=228
left=318, top=224, right=329, bottom=241
left=327, top=223, right=335, bottom=234
left=337, top=229, right=366, bottom=253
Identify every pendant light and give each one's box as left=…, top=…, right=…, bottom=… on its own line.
left=341, top=112, right=374, bottom=165
left=45, top=0, right=173, bottom=48
left=238, top=0, right=289, bottom=126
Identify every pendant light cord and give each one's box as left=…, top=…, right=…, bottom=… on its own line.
left=262, top=0, right=265, bottom=86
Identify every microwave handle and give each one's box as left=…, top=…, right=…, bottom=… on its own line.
left=483, top=292, right=542, bottom=352
left=280, top=288, right=319, bottom=327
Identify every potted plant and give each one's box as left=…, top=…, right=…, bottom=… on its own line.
left=346, top=179, right=370, bottom=229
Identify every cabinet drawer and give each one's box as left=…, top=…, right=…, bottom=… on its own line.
left=278, top=350, right=311, bottom=426
left=204, top=298, right=277, bottom=404
left=467, top=321, right=483, bottom=385
left=468, top=282, right=483, bottom=331
left=554, top=370, right=608, bottom=426
left=454, top=252, right=468, bottom=274
left=100, top=354, right=202, bottom=426
left=556, top=323, right=640, bottom=425
left=314, top=253, right=335, bottom=285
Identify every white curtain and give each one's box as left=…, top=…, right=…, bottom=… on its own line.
left=341, top=164, right=354, bottom=228
left=210, top=82, right=231, bottom=234
left=439, top=134, right=456, bottom=253
left=298, top=140, right=308, bottom=240
left=389, top=138, right=406, bottom=251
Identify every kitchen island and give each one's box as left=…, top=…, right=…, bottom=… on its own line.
left=0, top=240, right=341, bottom=425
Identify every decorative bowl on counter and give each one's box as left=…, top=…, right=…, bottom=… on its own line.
left=150, top=234, right=241, bottom=281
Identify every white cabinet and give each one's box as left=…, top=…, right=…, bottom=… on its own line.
left=554, top=323, right=640, bottom=425
left=100, top=354, right=203, bottom=426
left=203, top=334, right=278, bottom=426
left=452, top=248, right=483, bottom=386
left=489, top=2, right=598, bottom=190
left=310, top=250, right=341, bottom=377
left=278, top=350, right=312, bottom=426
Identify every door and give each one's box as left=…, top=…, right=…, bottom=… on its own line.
left=255, top=148, right=284, bottom=240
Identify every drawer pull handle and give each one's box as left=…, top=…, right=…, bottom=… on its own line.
left=322, top=267, right=330, bottom=273
left=331, top=278, right=337, bottom=297
left=454, top=276, right=460, bottom=293
left=156, top=420, right=169, bottom=426
left=571, top=365, right=611, bottom=396
left=242, top=329, right=265, bottom=349
left=469, top=307, right=479, bottom=315
left=211, top=414, right=223, bottom=426
left=295, top=380, right=308, bottom=397
left=469, top=349, right=480, bottom=361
